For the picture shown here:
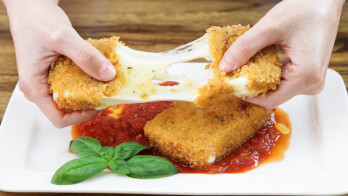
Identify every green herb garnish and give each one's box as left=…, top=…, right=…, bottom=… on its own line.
left=51, top=136, right=178, bottom=185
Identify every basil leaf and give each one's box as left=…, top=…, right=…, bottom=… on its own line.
left=51, top=157, right=108, bottom=185
left=99, top=146, right=114, bottom=161
left=126, top=155, right=178, bottom=179
left=70, top=136, right=102, bottom=158
left=109, top=159, right=130, bottom=175
left=114, top=142, right=151, bottom=160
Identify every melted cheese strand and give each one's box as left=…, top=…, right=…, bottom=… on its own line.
left=97, top=34, right=250, bottom=109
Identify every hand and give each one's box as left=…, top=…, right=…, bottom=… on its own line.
left=4, top=0, right=116, bottom=127
left=219, top=0, right=344, bottom=109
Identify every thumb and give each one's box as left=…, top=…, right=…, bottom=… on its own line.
left=55, top=29, right=116, bottom=81
left=219, top=22, right=278, bottom=72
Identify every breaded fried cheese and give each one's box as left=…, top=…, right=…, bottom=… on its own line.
left=144, top=97, right=272, bottom=168
left=48, top=37, right=126, bottom=111
left=195, top=25, right=281, bottom=107
left=48, top=25, right=281, bottom=111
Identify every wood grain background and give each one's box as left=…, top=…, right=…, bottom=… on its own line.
left=0, top=0, right=347, bottom=195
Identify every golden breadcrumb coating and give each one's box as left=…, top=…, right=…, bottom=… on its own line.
left=48, top=37, right=126, bottom=111
left=144, top=97, right=272, bottom=168
left=195, top=25, right=282, bottom=107
left=145, top=26, right=278, bottom=168
left=48, top=25, right=281, bottom=111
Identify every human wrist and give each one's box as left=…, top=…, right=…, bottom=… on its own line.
left=331, top=0, right=345, bottom=19
left=330, top=0, right=345, bottom=10
left=3, top=0, right=59, bottom=18
left=336, top=0, right=345, bottom=7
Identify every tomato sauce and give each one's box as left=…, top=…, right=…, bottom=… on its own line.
left=157, top=81, right=179, bottom=86
left=175, top=121, right=281, bottom=173
left=72, top=102, right=171, bottom=146
left=72, top=103, right=291, bottom=174
left=265, top=108, right=291, bottom=163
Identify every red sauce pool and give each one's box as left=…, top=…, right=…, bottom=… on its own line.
left=73, top=102, right=171, bottom=147
left=72, top=103, right=291, bottom=174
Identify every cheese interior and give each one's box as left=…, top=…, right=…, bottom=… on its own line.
left=97, top=34, right=250, bottom=109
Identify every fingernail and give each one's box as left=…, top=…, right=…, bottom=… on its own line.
left=99, top=61, right=116, bottom=80
left=219, top=56, right=236, bottom=72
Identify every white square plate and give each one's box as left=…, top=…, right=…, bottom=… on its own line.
left=0, top=68, right=347, bottom=195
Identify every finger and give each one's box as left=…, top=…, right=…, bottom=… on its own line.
left=280, top=55, right=290, bottom=65
left=35, top=94, right=99, bottom=128
left=219, top=22, right=278, bottom=72
left=52, top=28, right=116, bottom=81
left=244, top=61, right=302, bottom=109
left=302, top=77, right=325, bottom=95
left=61, top=109, right=100, bottom=127
left=244, top=80, right=297, bottom=109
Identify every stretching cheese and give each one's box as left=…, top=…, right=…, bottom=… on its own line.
left=48, top=25, right=281, bottom=111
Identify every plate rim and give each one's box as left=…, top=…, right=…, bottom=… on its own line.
left=0, top=68, right=347, bottom=195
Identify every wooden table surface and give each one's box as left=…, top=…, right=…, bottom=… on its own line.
left=0, top=0, right=347, bottom=195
